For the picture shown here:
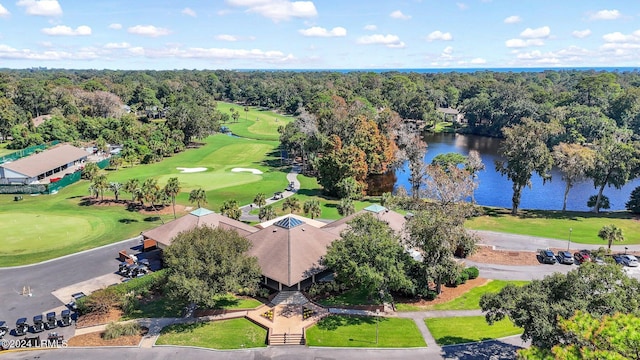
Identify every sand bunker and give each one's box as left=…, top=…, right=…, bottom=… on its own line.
left=231, top=167, right=263, bottom=175
left=177, top=167, right=207, bottom=173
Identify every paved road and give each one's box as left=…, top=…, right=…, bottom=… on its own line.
left=474, top=230, right=640, bottom=253
left=0, top=236, right=141, bottom=329
left=240, top=165, right=301, bottom=222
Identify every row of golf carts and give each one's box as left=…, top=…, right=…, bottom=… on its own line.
left=118, top=258, right=150, bottom=278
left=0, top=310, right=72, bottom=349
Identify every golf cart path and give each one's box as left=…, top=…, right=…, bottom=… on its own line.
left=240, top=164, right=301, bottom=222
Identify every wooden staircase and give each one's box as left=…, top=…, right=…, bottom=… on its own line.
left=269, top=332, right=305, bottom=346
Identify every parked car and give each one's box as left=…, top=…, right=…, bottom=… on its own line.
left=538, top=249, right=557, bottom=264
left=556, top=251, right=574, bottom=265
left=574, top=250, right=592, bottom=264
left=619, top=255, right=639, bottom=267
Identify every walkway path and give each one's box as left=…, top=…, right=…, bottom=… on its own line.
left=240, top=164, right=301, bottom=222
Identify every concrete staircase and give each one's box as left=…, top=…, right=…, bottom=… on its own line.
left=269, top=332, right=305, bottom=346
left=270, top=291, right=309, bottom=305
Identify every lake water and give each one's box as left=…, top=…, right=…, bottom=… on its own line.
left=391, top=133, right=640, bottom=211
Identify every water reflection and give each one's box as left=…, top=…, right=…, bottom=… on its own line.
left=391, top=133, right=640, bottom=211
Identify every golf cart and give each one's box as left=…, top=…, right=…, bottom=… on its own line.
left=0, top=321, right=7, bottom=338
left=60, top=310, right=71, bottom=327
left=272, top=191, right=283, bottom=200
left=15, top=318, right=28, bottom=336
left=32, top=315, right=45, bottom=333
left=45, top=312, right=57, bottom=330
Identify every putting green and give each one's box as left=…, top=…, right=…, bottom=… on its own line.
left=2, top=213, right=93, bottom=255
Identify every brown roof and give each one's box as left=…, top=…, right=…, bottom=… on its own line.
left=245, top=217, right=339, bottom=287
left=31, top=114, right=52, bottom=128
left=437, top=107, right=460, bottom=115
left=1, top=144, right=88, bottom=178
left=322, top=207, right=407, bottom=236
left=142, top=208, right=258, bottom=247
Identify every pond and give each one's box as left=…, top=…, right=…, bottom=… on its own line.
left=388, top=133, right=640, bottom=211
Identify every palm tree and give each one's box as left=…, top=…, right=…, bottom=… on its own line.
left=220, top=199, right=241, bottom=220
left=337, top=198, right=355, bottom=216
left=598, top=224, right=624, bottom=251
left=303, top=199, right=322, bottom=219
left=259, top=205, right=277, bottom=221
left=282, top=197, right=300, bottom=214
left=253, top=193, right=266, bottom=208
left=164, top=177, right=181, bottom=219
left=244, top=105, right=249, bottom=122
left=92, top=174, right=108, bottom=201
left=88, top=184, right=99, bottom=199
left=109, top=182, right=123, bottom=201
left=189, top=188, right=207, bottom=208
left=142, top=178, right=160, bottom=211
left=123, top=178, right=140, bottom=202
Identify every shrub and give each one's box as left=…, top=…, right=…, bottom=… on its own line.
left=83, top=288, right=119, bottom=315
left=465, top=266, right=480, bottom=279
left=102, top=322, right=142, bottom=340
left=627, top=186, right=640, bottom=214
left=424, top=290, right=438, bottom=300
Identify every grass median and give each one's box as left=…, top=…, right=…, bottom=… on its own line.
left=306, top=315, right=426, bottom=348
left=156, top=318, right=268, bottom=349
left=425, top=316, right=522, bottom=346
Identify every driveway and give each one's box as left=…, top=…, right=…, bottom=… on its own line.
left=0, top=236, right=141, bottom=330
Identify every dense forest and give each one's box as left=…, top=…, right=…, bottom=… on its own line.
left=2, top=68, right=640, bottom=212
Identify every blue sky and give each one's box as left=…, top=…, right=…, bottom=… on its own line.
left=0, top=0, right=639, bottom=70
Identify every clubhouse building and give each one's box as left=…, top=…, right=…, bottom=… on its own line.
left=0, top=144, right=88, bottom=185
left=142, top=204, right=408, bottom=291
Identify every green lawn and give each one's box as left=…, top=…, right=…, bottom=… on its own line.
left=0, top=142, right=12, bottom=156
left=396, top=280, right=529, bottom=312
left=0, top=134, right=288, bottom=266
left=123, top=295, right=262, bottom=320
left=306, top=315, right=426, bottom=348
left=213, top=296, right=263, bottom=310
left=216, top=102, right=293, bottom=141
left=425, top=316, right=522, bottom=346
left=466, top=207, right=640, bottom=245
left=156, top=318, right=268, bottom=349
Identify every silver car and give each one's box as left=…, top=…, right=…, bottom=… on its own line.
left=620, top=255, right=639, bottom=267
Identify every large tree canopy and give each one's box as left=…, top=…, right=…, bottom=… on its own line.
left=322, top=213, right=414, bottom=301
left=480, top=263, right=640, bottom=349
left=163, top=226, right=261, bottom=308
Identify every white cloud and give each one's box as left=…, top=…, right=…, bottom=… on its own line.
left=16, top=0, right=62, bottom=16
left=364, top=24, right=376, bottom=31
left=389, top=10, right=411, bottom=20
left=505, top=38, right=545, bottom=48
left=520, top=26, right=550, bottom=39
left=104, top=42, right=131, bottom=49
left=572, top=29, right=591, bottom=38
left=512, top=46, right=592, bottom=65
left=0, top=43, right=99, bottom=60
left=126, top=45, right=295, bottom=63
left=470, top=58, right=486, bottom=64
left=427, top=30, right=453, bottom=41
left=457, top=3, right=468, bottom=10
left=216, top=34, right=238, bottom=41
left=0, top=4, right=10, bottom=17
left=503, top=15, right=521, bottom=24
left=602, top=31, right=640, bottom=43
left=590, top=9, right=621, bottom=20
left=109, top=23, right=122, bottom=30
left=42, top=25, right=91, bottom=36
left=226, top=0, right=317, bottom=22
left=299, top=26, right=346, bottom=37
left=128, top=25, right=171, bottom=37
left=357, top=34, right=405, bottom=48
left=443, top=46, right=453, bottom=55
left=181, top=7, right=196, bottom=17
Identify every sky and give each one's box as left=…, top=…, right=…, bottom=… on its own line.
left=0, top=0, right=639, bottom=70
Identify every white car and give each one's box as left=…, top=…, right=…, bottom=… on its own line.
left=620, top=255, right=639, bottom=267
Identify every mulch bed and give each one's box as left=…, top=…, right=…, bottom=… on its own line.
left=67, top=327, right=148, bottom=347
left=466, top=245, right=541, bottom=265
left=395, top=277, right=489, bottom=308
left=76, top=308, right=123, bottom=329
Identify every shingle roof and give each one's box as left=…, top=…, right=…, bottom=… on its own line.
left=1, top=144, right=88, bottom=178
left=246, top=216, right=338, bottom=287
left=142, top=208, right=258, bottom=247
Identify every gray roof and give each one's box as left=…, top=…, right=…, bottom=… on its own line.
left=1, top=144, right=87, bottom=178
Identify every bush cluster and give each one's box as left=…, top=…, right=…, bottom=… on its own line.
left=102, top=322, right=142, bottom=340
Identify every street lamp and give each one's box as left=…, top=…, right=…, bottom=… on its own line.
left=376, top=309, right=380, bottom=345
left=567, top=228, right=573, bottom=251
